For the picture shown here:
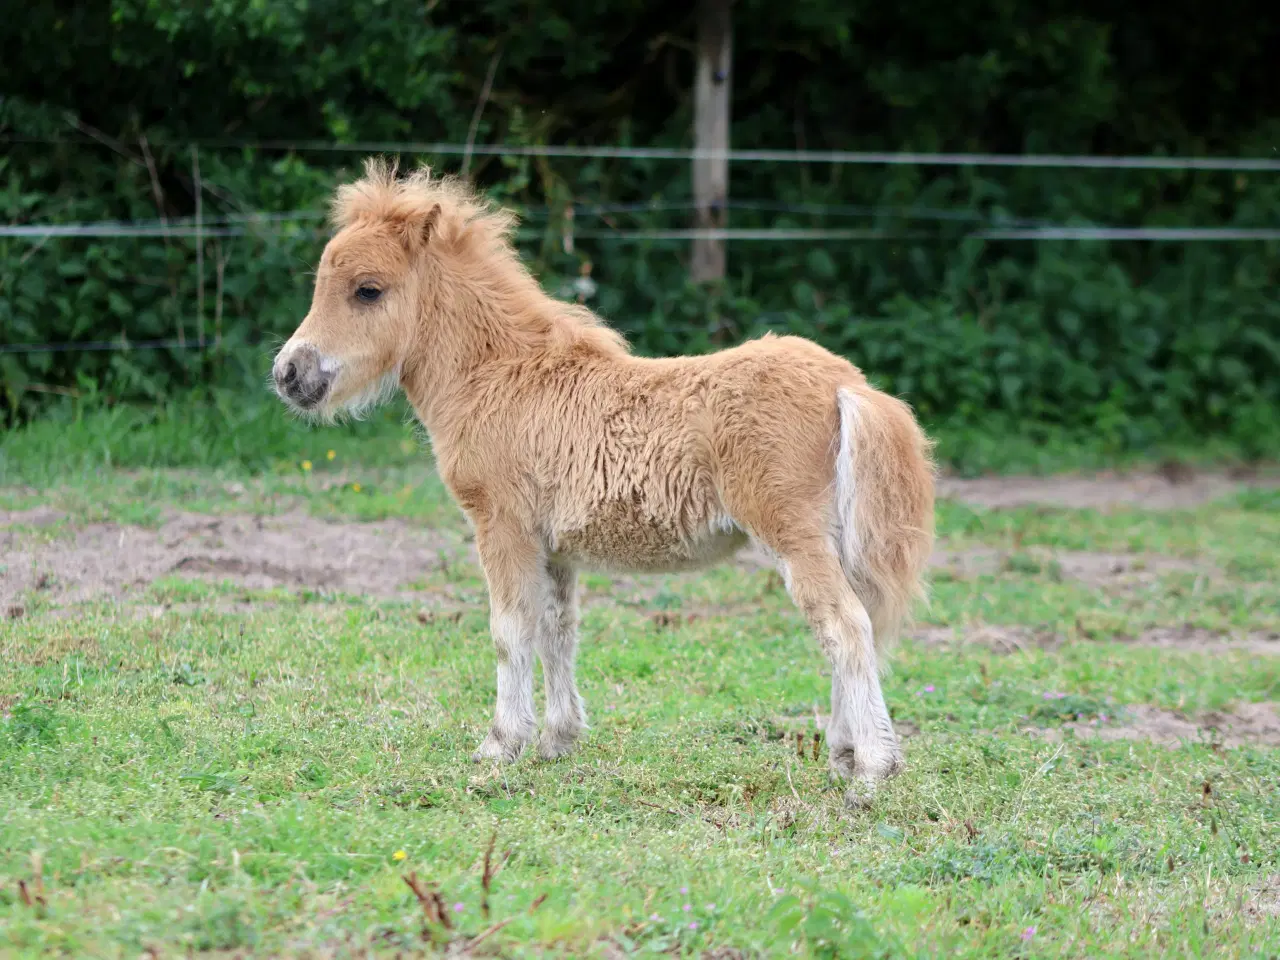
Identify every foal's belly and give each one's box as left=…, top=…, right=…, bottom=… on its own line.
left=551, top=500, right=749, bottom=574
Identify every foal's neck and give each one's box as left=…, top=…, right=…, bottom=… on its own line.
left=401, top=255, right=563, bottom=432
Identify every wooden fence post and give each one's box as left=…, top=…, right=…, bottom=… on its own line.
left=692, top=0, right=732, bottom=284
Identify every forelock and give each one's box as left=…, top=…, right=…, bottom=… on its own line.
left=329, top=157, right=516, bottom=247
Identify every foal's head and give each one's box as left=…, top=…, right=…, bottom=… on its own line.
left=272, top=159, right=502, bottom=418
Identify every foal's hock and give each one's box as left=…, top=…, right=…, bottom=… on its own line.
left=273, top=159, right=936, bottom=807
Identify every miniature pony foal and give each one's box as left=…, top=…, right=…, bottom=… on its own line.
left=273, top=159, right=935, bottom=806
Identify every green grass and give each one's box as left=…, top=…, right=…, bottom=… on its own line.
left=0, top=391, right=426, bottom=488
left=1, top=402, right=1278, bottom=957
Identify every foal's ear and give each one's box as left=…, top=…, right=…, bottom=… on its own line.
left=423, top=204, right=442, bottom=237
left=420, top=204, right=442, bottom=245
left=395, top=204, right=442, bottom=251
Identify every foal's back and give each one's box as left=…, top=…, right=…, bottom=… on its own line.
left=448, top=331, right=864, bottom=574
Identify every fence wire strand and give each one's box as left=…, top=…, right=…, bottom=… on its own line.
left=4, top=137, right=1278, bottom=356
left=5, top=134, right=1280, bottom=171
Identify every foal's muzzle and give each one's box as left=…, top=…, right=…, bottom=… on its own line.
left=273, top=343, right=333, bottom=409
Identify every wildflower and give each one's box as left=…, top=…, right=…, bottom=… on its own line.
left=301, top=460, right=313, bottom=472
left=1042, top=691, right=1067, bottom=700
left=392, top=849, right=407, bottom=861
left=650, top=913, right=661, bottom=921
left=683, top=904, right=691, bottom=912
left=1021, top=926, right=1036, bottom=941
left=327, top=449, right=336, bottom=461
left=679, top=885, right=688, bottom=894
left=919, top=684, right=935, bottom=694
left=352, top=483, right=363, bottom=493
left=453, top=902, right=464, bottom=913
left=706, top=903, right=716, bottom=910
left=688, top=921, right=699, bottom=930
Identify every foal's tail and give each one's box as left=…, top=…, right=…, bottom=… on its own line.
left=833, top=385, right=936, bottom=654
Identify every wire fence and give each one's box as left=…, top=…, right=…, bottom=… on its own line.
left=4, top=210, right=1278, bottom=242
left=9, top=224, right=1280, bottom=241
left=3, top=137, right=1278, bottom=355
left=0, top=337, right=216, bottom=355
left=6, top=134, right=1280, bottom=171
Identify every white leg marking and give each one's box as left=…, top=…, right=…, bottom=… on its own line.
left=780, top=547, right=902, bottom=808
left=537, top=562, right=586, bottom=759
left=473, top=607, right=538, bottom=763
left=824, top=604, right=902, bottom=807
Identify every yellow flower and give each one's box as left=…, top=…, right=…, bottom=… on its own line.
left=393, top=849, right=407, bottom=861
left=352, top=483, right=363, bottom=493
left=301, top=460, right=313, bottom=472
left=327, top=449, right=336, bottom=461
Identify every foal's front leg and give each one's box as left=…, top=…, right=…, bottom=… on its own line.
left=472, top=526, right=545, bottom=763
left=536, top=559, right=586, bottom=759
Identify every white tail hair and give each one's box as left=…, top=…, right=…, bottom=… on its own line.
left=833, top=386, right=936, bottom=655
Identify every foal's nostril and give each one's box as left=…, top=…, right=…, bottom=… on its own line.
left=274, top=345, right=332, bottom=408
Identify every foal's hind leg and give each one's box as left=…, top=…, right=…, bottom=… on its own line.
left=773, top=541, right=903, bottom=807
left=471, top=524, right=545, bottom=763
left=536, top=558, right=587, bottom=759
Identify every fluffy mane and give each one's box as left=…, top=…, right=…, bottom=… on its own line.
left=331, top=156, right=517, bottom=249
left=331, top=157, right=626, bottom=354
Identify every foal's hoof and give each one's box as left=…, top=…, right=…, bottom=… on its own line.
left=843, top=778, right=880, bottom=811
left=537, top=730, right=580, bottom=761
left=471, top=732, right=527, bottom=764
left=828, top=743, right=904, bottom=809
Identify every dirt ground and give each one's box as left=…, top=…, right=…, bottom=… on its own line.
left=935, top=463, right=1276, bottom=510
left=910, top=624, right=1280, bottom=656
left=1031, top=701, right=1280, bottom=749
left=1, top=508, right=463, bottom=611
left=2, top=465, right=1276, bottom=631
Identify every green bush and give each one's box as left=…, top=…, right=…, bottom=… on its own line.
left=2, top=0, right=1278, bottom=451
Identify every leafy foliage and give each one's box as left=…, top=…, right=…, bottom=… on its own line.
left=2, top=0, right=1278, bottom=450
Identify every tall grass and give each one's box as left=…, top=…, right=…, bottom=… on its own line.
left=0, top=390, right=423, bottom=487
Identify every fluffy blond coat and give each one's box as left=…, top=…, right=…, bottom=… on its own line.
left=273, top=159, right=935, bottom=805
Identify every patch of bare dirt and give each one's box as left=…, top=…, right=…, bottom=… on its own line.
left=937, top=465, right=1278, bottom=511
left=1035, top=702, right=1280, bottom=749
left=1131, top=625, right=1280, bottom=654
left=1050, top=551, right=1211, bottom=586
left=930, top=546, right=1211, bottom=586
left=0, top=506, right=67, bottom=529
left=911, top=624, right=1064, bottom=653
left=1, top=510, right=465, bottom=609
left=1246, top=875, right=1280, bottom=922
left=909, top=624, right=1279, bottom=656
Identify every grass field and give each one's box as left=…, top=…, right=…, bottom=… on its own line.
left=1, top=402, right=1278, bottom=957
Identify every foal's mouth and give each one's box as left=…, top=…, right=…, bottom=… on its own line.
left=278, top=378, right=331, bottom=411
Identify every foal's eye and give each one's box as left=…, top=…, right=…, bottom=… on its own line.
left=355, top=285, right=382, bottom=303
